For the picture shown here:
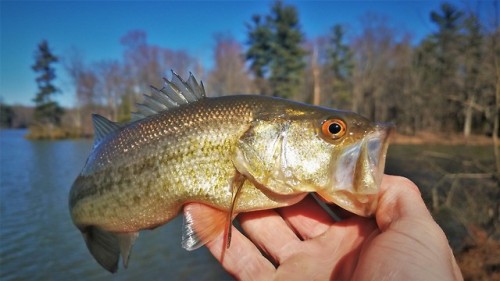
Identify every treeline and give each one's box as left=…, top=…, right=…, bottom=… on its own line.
left=303, top=2, right=499, bottom=137
left=8, top=1, right=499, bottom=139
left=0, top=104, right=32, bottom=129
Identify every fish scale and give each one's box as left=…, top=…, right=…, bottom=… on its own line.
left=69, top=73, right=392, bottom=273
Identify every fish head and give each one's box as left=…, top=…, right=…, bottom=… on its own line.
left=234, top=106, right=393, bottom=217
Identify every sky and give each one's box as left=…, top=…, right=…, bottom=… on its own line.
left=0, top=0, right=496, bottom=107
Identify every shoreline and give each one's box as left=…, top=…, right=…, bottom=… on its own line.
left=391, top=132, right=496, bottom=146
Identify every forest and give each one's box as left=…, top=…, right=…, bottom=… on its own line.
left=1, top=1, right=498, bottom=142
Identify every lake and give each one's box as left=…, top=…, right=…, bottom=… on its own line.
left=0, top=129, right=230, bottom=280
left=1, top=129, right=497, bottom=280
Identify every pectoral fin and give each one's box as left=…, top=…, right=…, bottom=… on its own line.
left=226, top=173, right=245, bottom=248
left=81, top=226, right=139, bottom=273
left=182, top=173, right=246, bottom=251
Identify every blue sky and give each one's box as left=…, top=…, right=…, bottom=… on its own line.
left=0, top=1, right=494, bottom=107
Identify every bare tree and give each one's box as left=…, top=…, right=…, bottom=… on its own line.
left=121, top=30, right=201, bottom=96
left=489, top=1, right=500, bottom=174
left=208, top=33, right=254, bottom=96
left=351, top=14, right=403, bottom=122
left=64, top=48, right=100, bottom=135
left=95, top=60, right=124, bottom=121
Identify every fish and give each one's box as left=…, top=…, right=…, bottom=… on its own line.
left=69, top=71, right=392, bottom=273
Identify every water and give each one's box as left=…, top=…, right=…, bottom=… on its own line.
left=0, top=129, right=231, bottom=280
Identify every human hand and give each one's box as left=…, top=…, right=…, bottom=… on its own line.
left=203, top=175, right=463, bottom=280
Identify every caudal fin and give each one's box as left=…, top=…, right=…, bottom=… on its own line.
left=81, top=226, right=139, bottom=273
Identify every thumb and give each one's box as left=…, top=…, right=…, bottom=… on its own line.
left=373, top=174, right=463, bottom=280
left=375, top=175, right=433, bottom=231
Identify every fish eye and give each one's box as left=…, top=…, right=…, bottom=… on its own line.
left=321, top=119, right=346, bottom=140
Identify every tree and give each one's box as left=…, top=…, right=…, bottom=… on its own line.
left=246, top=0, right=306, bottom=98
left=32, top=40, right=63, bottom=126
left=430, top=2, right=464, bottom=131
left=246, top=15, right=273, bottom=95
left=325, top=24, right=353, bottom=108
left=208, top=33, right=254, bottom=95
left=0, top=103, right=14, bottom=128
left=327, top=25, right=353, bottom=83
left=267, top=0, right=306, bottom=98
left=351, top=14, right=401, bottom=121
left=64, top=48, right=108, bottom=136
left=462, top=12, right=483, bottom=138
left=96, top=60, right=125, bottom=121
left=120, top=30, right=201, bottom=99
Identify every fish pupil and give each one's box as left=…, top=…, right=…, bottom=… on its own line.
left=328, top=123, right=342, bottom=134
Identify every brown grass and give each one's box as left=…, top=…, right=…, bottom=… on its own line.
left=391, top=132, right=494, bottom=146
left=25, top=124, right=81, bottom=140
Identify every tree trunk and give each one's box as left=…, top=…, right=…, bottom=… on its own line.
left=493, top=1, right=500, bottom=176
left=494, top=66, right=500, bottom=175
left=311, top=45, right=321, bottom=105
left=463, top=95, right=475, bottom=138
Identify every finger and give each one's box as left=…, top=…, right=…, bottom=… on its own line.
left=376, top=174, right=432, bottom=231
left=205, top=225, right=275, bottom=280
left=323, top=216, right=379, bottom=280
left=239, top=209, right=301, bottom=264
left=277, top=195, right=334, bottom=240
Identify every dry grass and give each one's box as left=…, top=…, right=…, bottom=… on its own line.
left=25, top=124, right=81, bottom=140
left=392, top=132, right=495, bottom=146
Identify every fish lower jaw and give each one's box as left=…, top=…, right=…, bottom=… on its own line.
left=318, top=191, right=378, bottom=217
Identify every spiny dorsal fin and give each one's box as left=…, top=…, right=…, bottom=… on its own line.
left=92, top=114, right=121, bottom=145
left=132, top=71, right=206, bottom=121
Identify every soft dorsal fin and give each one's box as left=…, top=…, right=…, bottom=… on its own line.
left=132, top=71, right=206, bottom=121
left=92, top=114, right=121, bottom=145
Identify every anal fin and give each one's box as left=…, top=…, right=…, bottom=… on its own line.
left=117, top=232, right=139, bottom=269
left=81, top=226, right=139, bottom=273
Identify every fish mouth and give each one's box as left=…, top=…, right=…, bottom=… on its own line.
left=320, top=123, right=393, bottom=217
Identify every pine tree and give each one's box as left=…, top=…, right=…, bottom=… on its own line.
left=246, top=15, right=273, bottom=95
left=246, top=0, right=306, bottom=98
left=32, top=40, right=63, bottom=126
left=326, top=24, right=353, bottom=107
left=429, top=3, right=464, bottom=131
left=268, top=1, right=306, bottom=98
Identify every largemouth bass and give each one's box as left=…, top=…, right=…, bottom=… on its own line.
left=69, top=72, right=392, bottom=273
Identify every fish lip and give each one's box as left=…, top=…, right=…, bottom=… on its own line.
left=368, top=122, right=394, bottom=191
left=324, top=123, right=393, bottom=217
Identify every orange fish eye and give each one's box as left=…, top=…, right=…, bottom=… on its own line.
left=321, top=119, right=346, bottom=140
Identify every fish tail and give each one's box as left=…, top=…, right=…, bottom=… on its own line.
left=81, top=226, right=139, bottom=273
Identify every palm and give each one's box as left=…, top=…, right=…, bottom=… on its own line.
left=202, top=175, right=463, bottom=280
